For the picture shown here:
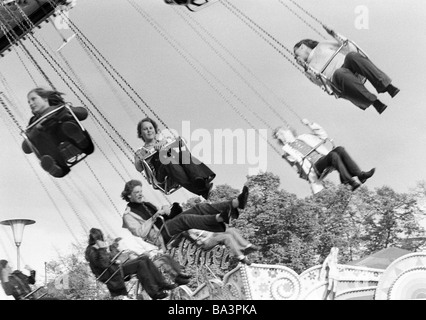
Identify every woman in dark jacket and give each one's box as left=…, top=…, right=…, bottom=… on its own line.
left=85, top=228, right=175, bottom=300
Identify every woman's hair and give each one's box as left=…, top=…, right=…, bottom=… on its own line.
left=272, top=126, right=297, bottom=145
left=88, top=228, right=104, bottom=246
left=0, top=260, right=8, bottom=273
left=137, top=117, right=159, bottom=141
left=121, top=179, right=142, bottom=202
left=27, top=87, right=66, bottom=106
left=293, top=39, right=319, bottom=53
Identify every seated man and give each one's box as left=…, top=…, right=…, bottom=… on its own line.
left=293, top=26, right=399, bottom=114
left=272, top=119, right=375, bottom=194
left=85, top=228, right=176, bottom=300
left=0, top=260, right=36, bottom=300
left=186, top=227, right=260, bottom=265
left=22, top=87, right=94, bottom=177
left=120, top=179, right=249, bottom=250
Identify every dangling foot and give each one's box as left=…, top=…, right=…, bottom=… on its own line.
left=373, top=100, right=387, bottom=114
left=238, top=256, right=252, bottom=266
left=243, top=244, right=260, bottom=255
left=219, top=210, right=230, bottom=224
left=61, top=121, right=89, bottom=149
left=151, top=291, right=168, bottom=300
left=22, top=140, right=33, bottom=154
left=202, top=183, right=213, bottom=200
left=349, top=179, right=362, bottom=191
left=40, top=155, right=64, bottom=178
left=358, top=168, right=375, bottom=184
left=175, top=274, right=191, bottom=286
left=237, top=185, right=249, bottom=209
left=161, top=282, right=178, bottom=291
left=386, top=84, right=400, bottom=98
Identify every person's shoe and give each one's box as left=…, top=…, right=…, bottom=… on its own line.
left=358, top=168, right=376, bottom=184
left=194, top=177, right=206, bottom=189
left=243, top=244, right=260, bottom=255
left=219, top=210, right=230, bottom=224
left=161, top=282, right=178, bottom=291
left=237, top=185, right=249, bottom=209
left=40, top=155, right=64, bottom=178
left=61, top=121, right=89, bottom=149
left=175, top=275, right=190, bottom=286
left=350, top=179, right=362, bottom=191
left=177, top=272, right=191, bottom=280
left=372, top=100, right=388, bottom=114
left=238, top=256, right=252, bottom=266
left=151, top=291, right=168, bottom=300
left=22, top=140, right=33, bottom=154
left=202, top=183, right=213, bottom=200
left=386, top=84, right=400, bottom=98
left=169, top=202, right=183, bottom=219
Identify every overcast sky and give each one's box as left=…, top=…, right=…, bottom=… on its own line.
left=1, top=0, right=426, bottom=299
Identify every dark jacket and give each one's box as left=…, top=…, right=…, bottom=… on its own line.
left=4, top=270, right=36, bottom=300
left=85, top=245, right=127, bottom=297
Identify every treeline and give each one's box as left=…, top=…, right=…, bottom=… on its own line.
left=44, top=172, right=426, bottom=299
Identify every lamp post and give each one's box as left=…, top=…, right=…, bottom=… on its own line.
left=0, top=219, right=35, bottom=270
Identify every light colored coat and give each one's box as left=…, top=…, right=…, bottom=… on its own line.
left=122, top=207, right=166, bottom=251
left=281, top=122, right=331, bottom=194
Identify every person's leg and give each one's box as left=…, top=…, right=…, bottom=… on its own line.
left=332, top=147, right=375, bottom=184
left=165, top=213, right=226, bottom=238
left=216, top=233, right=244, bottom=258
left=122, top=257, right=165, bottom=298
left=331, top=147, right=361, bottom=177
left=225, top=228, right=250, bottom=248
left=343, top=52, right=392, bottom=94
left=314, top=149, right=354, bottom=184
left=332, top=68, right=377, bottom=110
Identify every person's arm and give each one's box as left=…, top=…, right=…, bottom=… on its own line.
left=301, top=119, right=328, bottom=140
left=323, top=25, right=348, bottom=44
left=323, top=25, right=360, bottom=54
left=134, top=148, right=146, bottom=172
left=123, top=206, right=168, bottom=239
left=24, top=265, right=36, bottom=285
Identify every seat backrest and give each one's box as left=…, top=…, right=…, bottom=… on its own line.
left=21, top=104, right=92, bottom=167
left=300, top=138, right=336, bottom=181
left=141, top=138, right=185, bottom=195
left=316, top=39, right=367, bottom=98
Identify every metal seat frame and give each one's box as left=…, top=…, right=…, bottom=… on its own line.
left=21, top=103, right=91, bottom=168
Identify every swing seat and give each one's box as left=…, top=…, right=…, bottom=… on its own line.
left=165, top=0, right=218, bottom=12
left=21, top=286, right=48, bottom=300
left=300, top=138, right=336, bottom=182
left=315, top=39, right=368, bottom=99
left=140, top=137, right=188, bottom=195
left=21, top=104, right=94, bottom=175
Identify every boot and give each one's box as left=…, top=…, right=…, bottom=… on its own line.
left=40, top=155, right=64, bottom=178
left=358, top=168, right=376, bottom=184
left=386, top=84, right=400, bottom=98
left=373, top=100, right=387, bottom=114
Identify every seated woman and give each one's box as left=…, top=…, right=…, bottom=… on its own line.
left=120, top=179, right=249, bottom=249
left=22, top=87, right=94, bottom=178
left=0, top=260, right=36, bottom=300
left=109, top=233, right=192, bottom=286
left=293, top=26, right=399, bottom=114
left=272, top=119, right=375, bottom=194
left=134, top=117, right=215, bottom=199
left=186, top=227, right=260, bottom=265
left=85, top=228, right=176, bottom=300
